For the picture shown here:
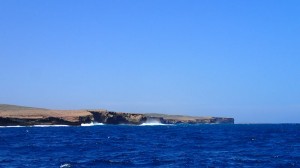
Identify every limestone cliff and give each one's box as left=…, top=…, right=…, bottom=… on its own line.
left=144, top=114, right=234, bottom=124
left=88, top=110, right=147, bottom=125
left=0, top=104, right=234, bottom=126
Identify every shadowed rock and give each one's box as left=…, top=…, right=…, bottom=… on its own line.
left=88, top=110, right=147, bottom=125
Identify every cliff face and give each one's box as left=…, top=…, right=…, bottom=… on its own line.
left=0, top=109, right=94, bottom=126
left=89, top=110, right=147, bottom=125
left=145, top=116, right=234, bottom=124
left=0, top=109, right=147, bottom=126
left=0, top=116, right=92, bottom=126
left=0, top=104, right=234, bottom=126
left=161, top=117, right=234, bottom=124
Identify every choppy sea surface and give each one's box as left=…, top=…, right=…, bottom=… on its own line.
left=0, top=124, right=299, bottom=167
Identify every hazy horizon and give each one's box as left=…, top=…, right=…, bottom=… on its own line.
left=1, top=1, right=299, bottom=123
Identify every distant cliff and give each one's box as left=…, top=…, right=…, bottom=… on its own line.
left=144, top=113, right=234, bottom=124
left=0, top=104, right=234, bottom=126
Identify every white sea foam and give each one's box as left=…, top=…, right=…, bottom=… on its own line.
left=81, top=122, right=104, bottom=126
left=60, top=163, right=71, bottom=168
left=0, top=125, right=25, bottom=128
left=32, top=125, right=70, bottom=127
left=140, top=118, right=171, bottom=126
left=140, top=122, right=167, bottom=126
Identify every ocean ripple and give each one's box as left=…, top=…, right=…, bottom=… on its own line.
left=0, top=124, right=299, bottom=167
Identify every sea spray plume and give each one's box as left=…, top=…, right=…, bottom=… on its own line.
left=140, top=117, right=168, bottom=126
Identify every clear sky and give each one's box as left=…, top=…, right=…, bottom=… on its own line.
left=0, top=0, right=299, bottom=123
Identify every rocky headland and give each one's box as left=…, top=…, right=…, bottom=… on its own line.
left=0, top=104, right=234, bottom=126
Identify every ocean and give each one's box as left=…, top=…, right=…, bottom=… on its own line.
left=0, top=124, right=299, bottom=167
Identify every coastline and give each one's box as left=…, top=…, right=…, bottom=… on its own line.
left=0, top=104, right=234, bottom=126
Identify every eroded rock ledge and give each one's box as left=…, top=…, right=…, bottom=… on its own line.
left=0, top=104, right=234, bottom=126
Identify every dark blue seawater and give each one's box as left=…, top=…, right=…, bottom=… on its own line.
left=0, top=124, right=299, bottom=168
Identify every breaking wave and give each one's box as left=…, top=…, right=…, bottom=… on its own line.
left=140, top=118, right=171, bottom=126
left=81, top=122, right=104, bottom=126
left=140, top=122, right=168, bottom=126
left=0, top=125, right=25, bottom=128
left=33, top=125, right=70, bottom=127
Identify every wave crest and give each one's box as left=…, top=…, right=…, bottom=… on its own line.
left=81, top=122, right=104, bottom=126
left=140, top=122, right=167, bottom=126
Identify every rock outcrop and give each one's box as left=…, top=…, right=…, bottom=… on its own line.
left=0, top=104, right=234, bottom=126
left=88, top=110, right=147, bottom=125
left=144, top=114, right=234, bottom=124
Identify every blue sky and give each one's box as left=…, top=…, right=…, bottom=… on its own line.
left=0, top=0, right=299, bottom=123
